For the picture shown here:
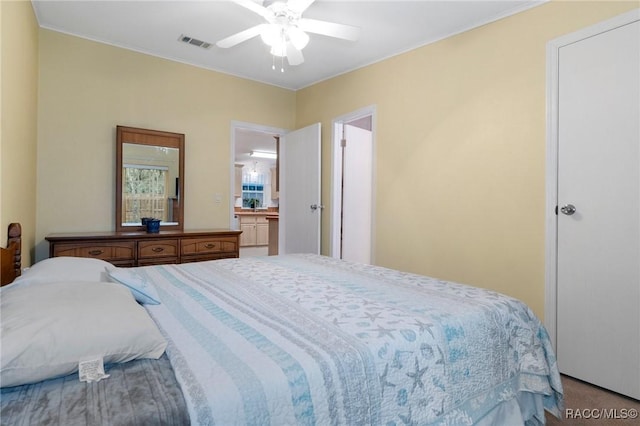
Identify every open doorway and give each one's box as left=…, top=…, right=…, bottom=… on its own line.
left=330, top=106, right=376, bottom=264
left=231, top=122, right=285, bottom=258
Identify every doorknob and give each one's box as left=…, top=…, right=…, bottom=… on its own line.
left=560, top=204, right=576, bottom=215
left=310, top=204, right=324, bottom=211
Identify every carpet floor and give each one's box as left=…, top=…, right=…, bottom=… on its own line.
left=546, top=375, right=640, bottom=425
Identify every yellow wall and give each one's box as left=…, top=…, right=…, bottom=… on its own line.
left=36, top=30, right=296, bottom=260
left=296, top=1, right=638, bottom=318
left=1, top=0, right=38, bottom=267
left=8, top=1, right=638, bottom=317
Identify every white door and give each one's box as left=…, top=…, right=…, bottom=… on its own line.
left=279, top=123, right=321, bottom=254
left=556, top=18, right=639, bottom=399
left=341, top=124, right=373, bottom=264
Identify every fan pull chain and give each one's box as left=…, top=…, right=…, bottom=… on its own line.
left=270, top=29, right=287, bottom=72
left=280, top=31, right=286, bottom=72
left=271, top=54, right=285, bottom=72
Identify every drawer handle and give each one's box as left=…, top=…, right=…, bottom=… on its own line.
left=88, top=250, right=104, bottom=256
left=205, top=243, right=216, bottom=249
left=152, top=247, right=164, bottom=253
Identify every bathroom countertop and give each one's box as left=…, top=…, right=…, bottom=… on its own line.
left=234, top=211, right=278, bottom=216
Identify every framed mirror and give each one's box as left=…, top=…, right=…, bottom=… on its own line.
left=116, top=126, right=184, bottom=232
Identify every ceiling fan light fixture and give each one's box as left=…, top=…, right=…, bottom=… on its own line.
left=288, top=26, right=309, bottom=50
left=270, top=43, right=287, bottom=57
left=261, top=24, right=308, bottom=54
left=217, top=0, right=360, bottom=69
left=260, top=24, right=282, bottom=47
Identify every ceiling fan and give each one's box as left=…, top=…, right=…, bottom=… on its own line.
left=216, top=0, right=360, bottom=68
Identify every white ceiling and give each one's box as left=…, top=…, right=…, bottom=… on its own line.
left=235, top=128, right=279, bottom=165
left=32, top=0, right=546, bottom=91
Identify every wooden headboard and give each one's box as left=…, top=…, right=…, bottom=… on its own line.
left=1, top=223, right=22, bottom=286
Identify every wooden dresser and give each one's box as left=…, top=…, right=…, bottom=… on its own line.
left=46, top=229, right=241, bottom=267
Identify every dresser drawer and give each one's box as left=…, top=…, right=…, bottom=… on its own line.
left=138, top=239, right=178, bottom=259
left=180, top=253, right=238, bottom=263
left=52, top=241, right=135, bottom=262
left=181, top=237, right=238, bottom=255
left=46, top=230, right=240, bottom=267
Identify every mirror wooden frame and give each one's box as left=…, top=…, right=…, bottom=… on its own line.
left=116, top=126, right=185, bottom=232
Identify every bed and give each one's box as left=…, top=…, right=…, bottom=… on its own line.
left=0, top=223, right=21, bottom=286
left=1, top=223, right=563, bottom=425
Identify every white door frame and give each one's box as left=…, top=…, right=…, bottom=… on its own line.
left=229, top=121, right=288, bottom=230
left=330, top=105, right=377, bottom=261
left=544, top=9, right=640, bottom=349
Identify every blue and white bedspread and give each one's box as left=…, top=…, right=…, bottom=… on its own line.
left=140, top=254, right=563, bottom=426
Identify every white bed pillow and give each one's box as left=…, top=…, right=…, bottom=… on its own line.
left=0, top=281, right=167, bottom=388
left=106, top=266, right=161, bottom=305
left=12, top=257, right=112, bottom=286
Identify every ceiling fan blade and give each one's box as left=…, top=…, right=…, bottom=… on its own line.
left=288, top=0, right=316, bottom=14
left=286, top=43, right=305, bottom=66
left=298, top=18, right=360, bottom=41
left=216, top=24, right=267, bottom=48
left=231, top=0, right=274, bottom=22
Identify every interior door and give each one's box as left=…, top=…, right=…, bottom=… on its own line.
left=341, top=124, right=373, bottom=264
left=556, top=19, right=639, bottom=399
left=279, top=123, right=321, bottom=254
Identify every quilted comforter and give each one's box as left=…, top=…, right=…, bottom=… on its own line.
left=140, top=254, right=563, bottom=425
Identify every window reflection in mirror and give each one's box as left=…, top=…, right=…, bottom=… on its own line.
left=122, top=144, right=179, bottom=226
left=116, top=126, right=184, bottom=232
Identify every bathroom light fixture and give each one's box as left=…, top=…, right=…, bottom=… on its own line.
left=250, top=150, right=277, bottom=159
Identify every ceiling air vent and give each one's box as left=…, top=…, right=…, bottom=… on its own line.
left=179, top=35, right=212, bottom=49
